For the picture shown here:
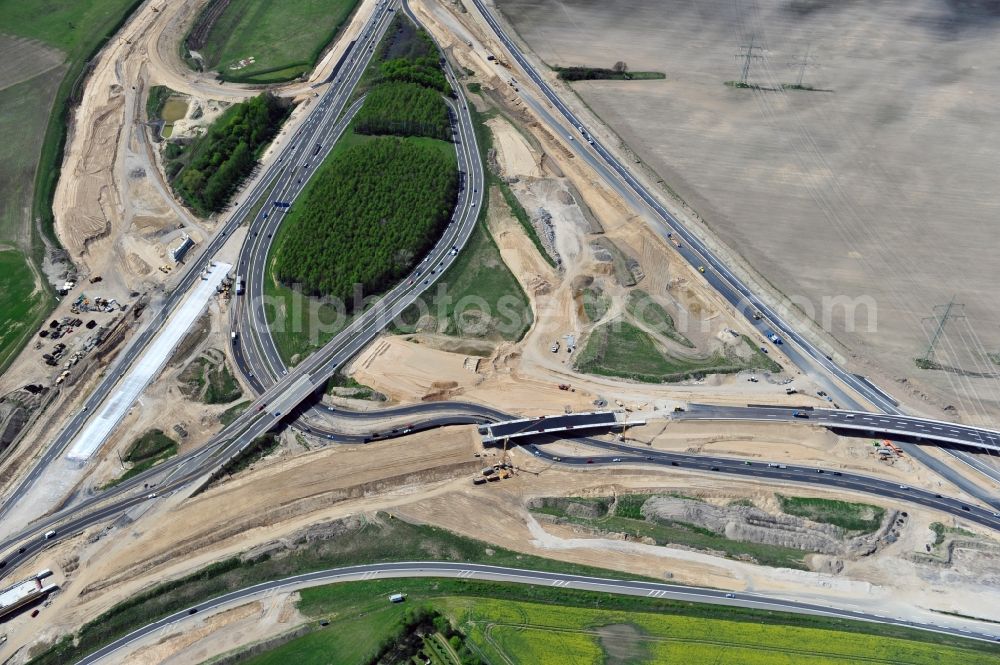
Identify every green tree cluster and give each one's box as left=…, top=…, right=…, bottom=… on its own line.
left=170, top=93, right=290, bottom=215
left=355, top=81, right=450, bottom=140
left=272, top=137, right=457, bottom=302
left=376, top=54, right=448, bottom=92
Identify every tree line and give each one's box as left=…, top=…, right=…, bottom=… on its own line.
left=169, top=93, right=291, bottom=216
left=355, top=81, right=450, bottom=140
left=272, top=137, right=457, bottom=302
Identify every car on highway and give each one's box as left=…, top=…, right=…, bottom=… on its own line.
left=697, top=265, right=706, bottom=273
left=899, top=485, right=909, bottom=490
left=711, top=466, right=720, bottom=471
left=612, top=458, right=622, bottom=462
left=725, top=593, right=735, bottom=598
left=188, top=608, right=198, bottom=615
left=586, top=459, right=594, bottom=464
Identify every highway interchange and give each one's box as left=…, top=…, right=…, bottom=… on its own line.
left=1, top=0, right=998, bottom=577
left=2, top=0, right=1000, bottom=655
left=463, top=0, right=1000, bottom=504
left=77, top=560, right=1000, bottom=664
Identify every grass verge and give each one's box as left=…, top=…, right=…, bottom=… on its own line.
left=254, top=578, right=1000, bottom=665
left=25, top=514, right=654, bottom=665
left=102, top=429, right=178, bottom=488
left=219, top=400, right=252, bottom=426
left=189, top=0, right=359, bottom=83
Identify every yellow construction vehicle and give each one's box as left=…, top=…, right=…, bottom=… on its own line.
left=494, top=437, right=515, bottom=478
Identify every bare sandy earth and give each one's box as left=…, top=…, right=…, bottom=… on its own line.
left=6, top=424, right=998, bottom=662
left=491, top=0, right=1000, bottom=426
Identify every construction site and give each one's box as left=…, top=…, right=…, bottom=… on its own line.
left=0, top=0, right=998, bottom=662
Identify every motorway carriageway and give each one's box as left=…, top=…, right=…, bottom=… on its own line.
left=464, top=0, right=1000, bottom=501
left=77, top=561, right=999, bottom=664
left=5, top=413, right=1000, bottom=578
left=0, top=2, right=399, bottom=524
left=679, top=404, right=1000, bottom=453
left=3, top=0, right=998, bottom=602
left=0, top=0, right=487, bottom=558
left=230, top=1, right=484, bottom=421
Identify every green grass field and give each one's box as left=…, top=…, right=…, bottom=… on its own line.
left=448, top=596, right=998, bottom=665
left=396, top=204, right=532, bottom=342
left=778, top=495, right=886, bottom=533
left=178, top=351, right=244, bottom=404
left=0, top=72, right=63, bottom=372
left=102, top=429, right=178, bottom=488
left=575, top=318, right=779, bottom=383
left=237, top=578, right=1000, bottom=665
left=626, top=289, right=694, bottom=347
left=531, top=495, right=810, bottom=570
left=0, top=0, right=146, bottom=373
left=0, top=249, right=50, bottom=371
left=194, top=0, right=359, bottom=83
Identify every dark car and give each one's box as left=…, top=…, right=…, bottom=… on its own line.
left=188, top=608, right=198, bottom=615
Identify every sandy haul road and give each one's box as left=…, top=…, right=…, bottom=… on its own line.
left=9, top=426, right=1000, bottom=662
left=492, top=0, right=1000, bottom=426
left=338, top=13, right=826, bottom=416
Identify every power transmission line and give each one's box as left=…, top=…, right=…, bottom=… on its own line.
left=921, top=297, right=965, bottom=363
left=787, top=44, right=814, bottom=88
left=735, top=39, right=764, bottom=86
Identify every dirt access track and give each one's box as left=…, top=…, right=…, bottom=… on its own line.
left=492, top=0, right=1000, bottom=426
left=7, top=425, right=1000, bottom=662
left=52, top=0, right=379, bottom=265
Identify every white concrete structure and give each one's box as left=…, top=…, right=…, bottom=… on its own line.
left=66, top=263, right=231, bottom=461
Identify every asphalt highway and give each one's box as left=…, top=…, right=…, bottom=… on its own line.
left=76, top=560, right=999, bottom=664
left=465, top=0, right=1000, bottom=501
left=0, top=0, right=487, bottom=562
left=5, top=406, right=1000, bottom=577
left=0, top=3, right=397, bottom=525
left=680, top=404, right=1000, bottom=453
left=523, top=438, right=1000, bottom=531
left=3, top=0, right=1000, bottom=636
left=229, top=0, right=485, bottom=431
